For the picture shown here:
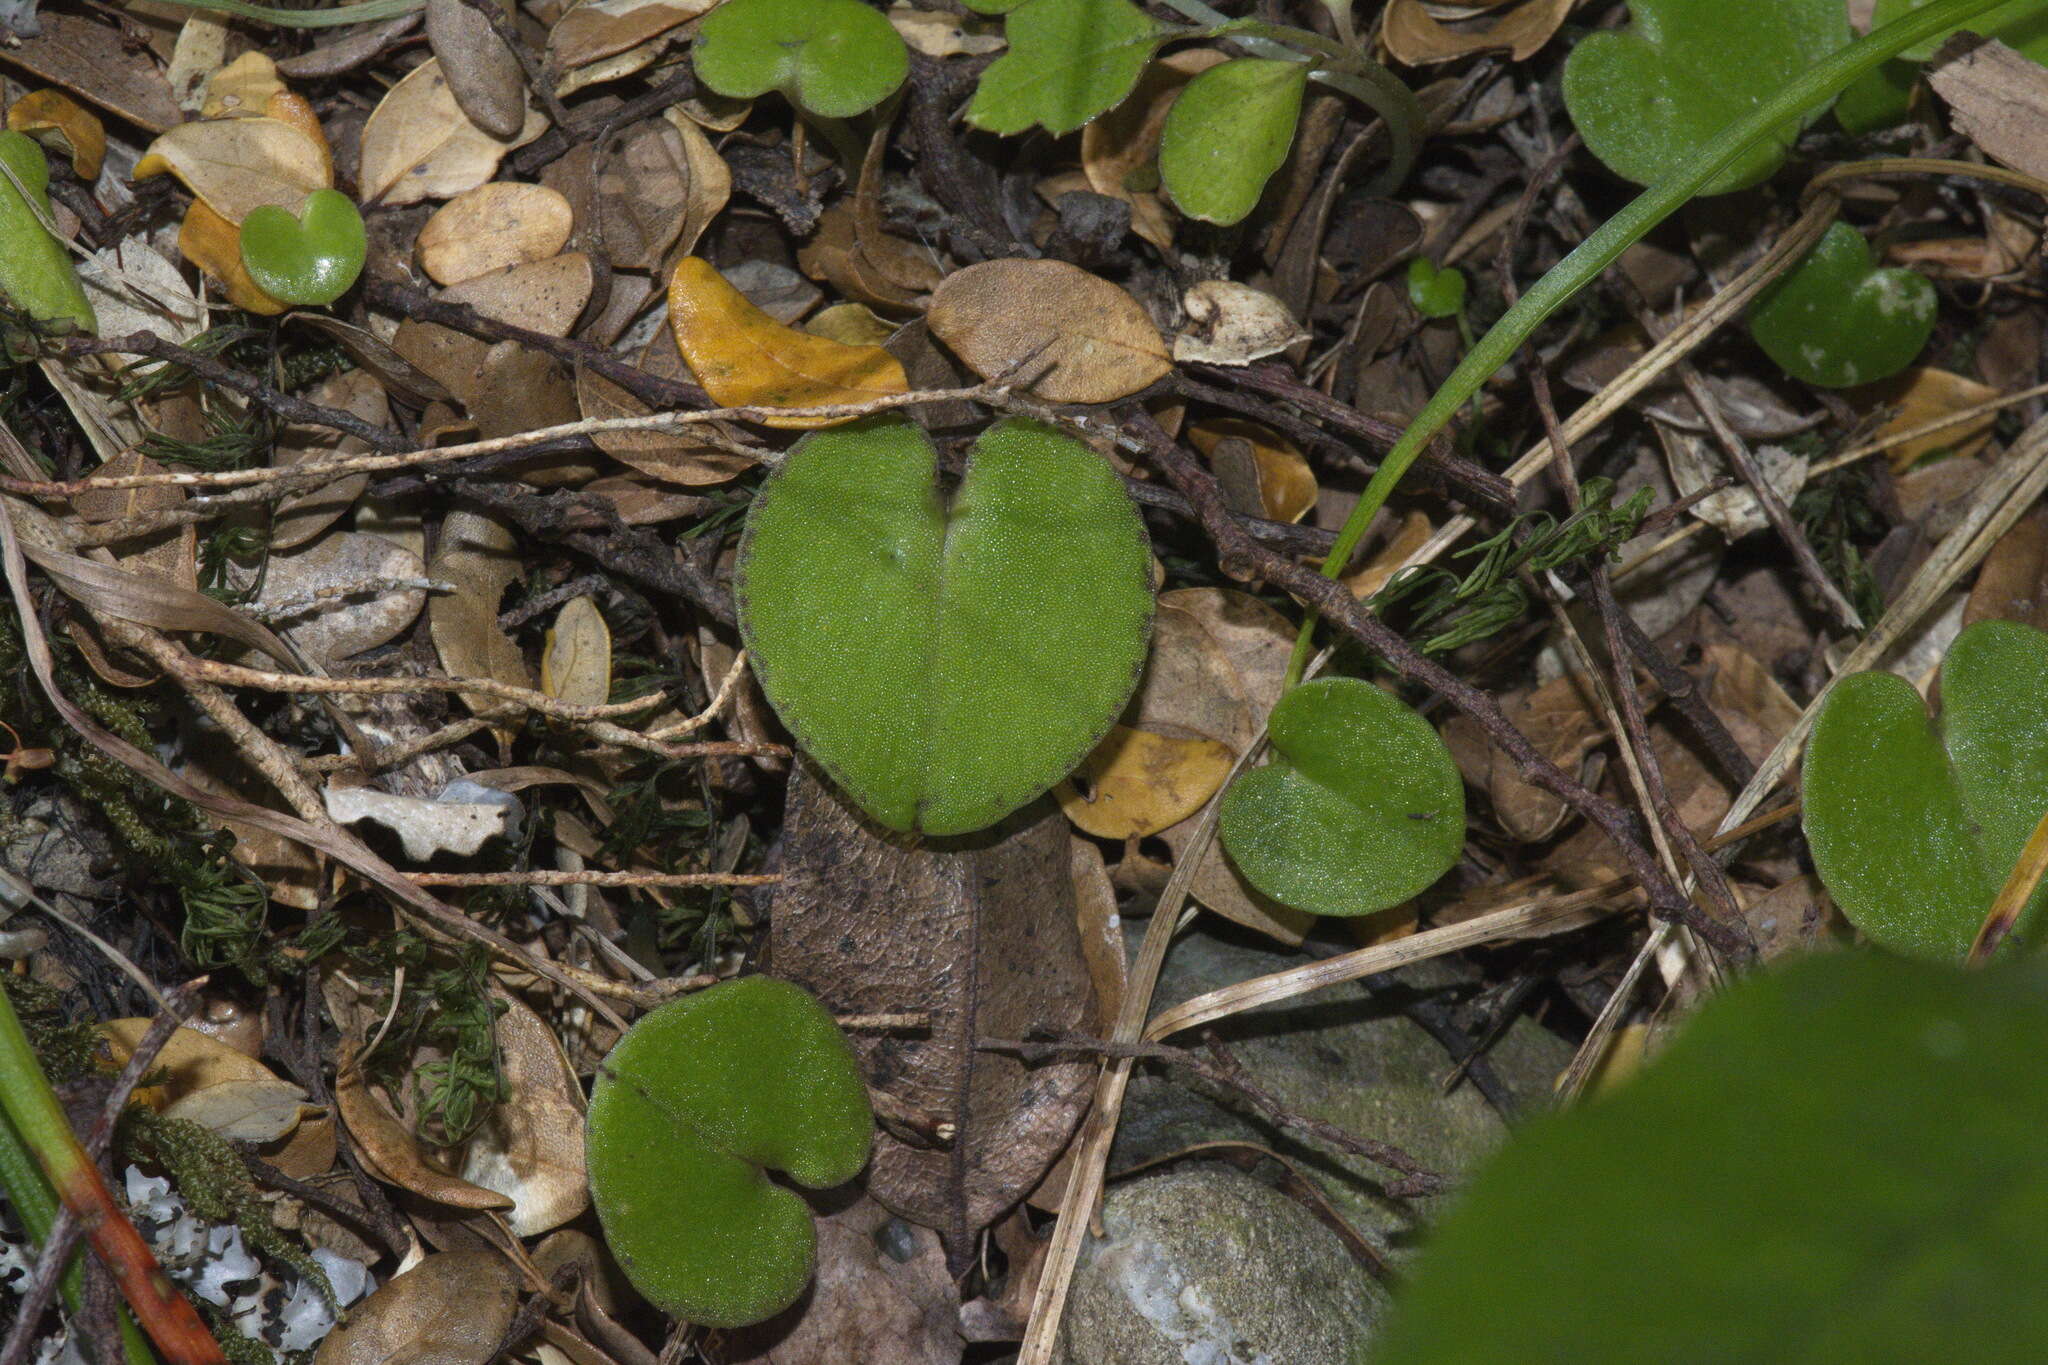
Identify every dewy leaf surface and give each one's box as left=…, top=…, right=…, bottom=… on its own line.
left=584, top=976, right=872, bottom=1328
left=1747, top=220, right=1935, bottom=388
left=964, top=0, right=1162, bottom=135
left=1560, top=0, right=1850, bottom=193
left=1372, top=950, right=2048, bottom=1363
left=736, top=415, right=1154, bottom=836
left=1803, top=620, right=2048, bottom=959
left=1157, top=58, right=1307, bottom=226
left=691, top=0, right=909, bottom=119
left=1219, top=677, right=1464, bottom=916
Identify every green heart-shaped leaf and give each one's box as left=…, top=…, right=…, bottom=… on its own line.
left=1157, top=58, right=1307, bottom=227
left=1219, top=677, right=1464, bottom=916
left=238, top=189, right=366, bottom=308
left=1560, top=0, right=1850, bottom=194
left=1804, top=620, right=2048, bottom=961
left=1373, top=950, right=2048, bottom=1361
left=1747, top=220, right=1935, bottom=389
left=965, top=0, right=1162, bottom=136
left=692, top=0, right=908, bottom=119
left=585, top=976, right=872, bottom=1328
left=1405, top=257, right=1467, bottom=321
left=736, top=415, right=1155, bottom=836
left=0, top=131, right=94, bottom=335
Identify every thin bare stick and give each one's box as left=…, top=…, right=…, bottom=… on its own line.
left=404, top=870, right=779, bottom=888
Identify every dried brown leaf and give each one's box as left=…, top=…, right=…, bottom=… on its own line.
left=358, top=57, right=542, bottom=206
left=457, top=990, right=589, bottom=1237
left=425, top=0, right=526, bottom=140
left=926, top=259, right=1170, bottom=404
left=1382, top=0, right=1575, bottom=65
left=313, top=1251, right=518, bottom=1365
left=417, top=182, right=575, bottom=286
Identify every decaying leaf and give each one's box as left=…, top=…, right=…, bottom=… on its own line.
left=1965, top=505, right=2048, bottom=631
left=1173, top=279, right=1310, bottom=366
left=425, top=0, right=527, bottom=140
left=1188, top=417, right=1317, bottom=524
left=669, top=255, right=910, bottom=426
left=548, top=0, right=716, bottom=77
left=7, top=87, right=105, bottom=181
left=272, top=369, right=389, bottom=550
left=541, top=595, right=611, bottom=706
left=576, top=339, right=756, bottom=486
left=323, top=784, right=518, bottom=860
left=1382, top=0, right=1576, bottom=65
left=358, top=57, right=543, bottom=206
left=596, top=111, right=731, bottom=271
left=313, top=1250, right=518, bottom=1365
left=428, top=506, right=532, bottom=716
left=134, top=114, right=331, bottom=223
left=100, top=1018, right=295, bottom=1110
left=772, top=763, right=1095, bottom=1255
left=335, top=1051, right=515, bottom=1210
left=252, top=531, right=429, bottom=670
left=163, top=1077, right=320, bottom=1145
left=926, top=258, right=1171, bottom=403
left=457, top=990, right=589, bottom=1237
left=1056, top=723, right=1235, bottom=839
left=1848, top=366, right=2000, bottom=470
left=417, top=181, right=575, bottom=285
left=1929, top=36, right=2048, bottom=182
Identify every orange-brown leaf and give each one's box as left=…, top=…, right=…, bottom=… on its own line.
left=6, top=88, right=105, bottom=181
left=178, top=200, right=288, bottom=315
left=668, top=255, right=908, bottom=428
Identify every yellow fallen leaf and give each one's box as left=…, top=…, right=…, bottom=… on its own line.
left=7, top=88, right=106, bottom=181
left=135, top=115, right=330, bottom=224
left=264, top=91, right=335, bottom=187
left=201, top=50, right=287, bottom=119
left=541, top=595, right=611, bottom=706
left=1847, top=366, right=2000, bottom=471
left=668, top=255, right=908, bottom=428
left=100, top=1019, right=295, bottom=1110
left=1056, top=724, right=1237, bottom=840
left=1189, top=417, right=1318, bottom=524
left=178, top=198, right=288, bottom=314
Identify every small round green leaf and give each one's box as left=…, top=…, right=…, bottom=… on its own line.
left=692, top=0, right=909, bottom=119
left=1560, top=0, right=1850, bottom=194
left=585, top=976, right=872, bottom=1328
left=1157, top=58, right=1307, bottom=227
left=1804, top=620, right=2048, bottom=960
left=964, top=0, right=1162, bottom=136
left=1218, top=677, right=1464, bottom=916
left=736, top=415, right=1154, bottom=836
left=1373, top=950, right=2048, bottom=1362
left=238, top=189, right=366, bottom=307
left=0, top=130, right=94, bottom=335
left=1747, top=221, right=1935, bottom=388
left=1404, top=257, right=1466, bottom=321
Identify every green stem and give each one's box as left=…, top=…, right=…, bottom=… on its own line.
left=1280, top=0, right=2016, bottom=690
left=118, top=0, right=422, bottom=28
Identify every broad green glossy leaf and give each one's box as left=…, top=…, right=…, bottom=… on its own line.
left=1373, top=950, right=2048, bottom=1363
left=1404, top=257, right=1466, bottom=320
left=0, top=131, right=94, bottom=335
left=238, top=189, right=366, bottom=307
left=1873, top=0, right=2048, bottom=63
left=1218, top=677, right=1463, bottom=916
left=1748, top=221, right=1935, bottom=389
left=1804, top=620, right=2048, bottom=960
left=965, top=0, right=1162, bottom=136
left=1560, top=0, right=1850, bottom=194
left=736, top=416, right=1154, bottom=836
left=692, top=0, right=908, bottom=119
left=1157, top=58, right=1306, bottom=226
left=585, top=976, right=872, bottom=1328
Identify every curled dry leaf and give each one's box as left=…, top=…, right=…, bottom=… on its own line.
left=772, top=762, right=1096, bottom=1251
left=595, top=111, right=731, bottom=272
left=548, top=0, right=717, bottom=77
left=7, top=87, right=105, bottom=181
left=100, top=1018, right=295, bottom=1110
left=428, top=507, right=532, bottom=717
left=1081, top=48, right=1227, bottom=249
left=417, top=182, right=575, bottom=286
left=253, top=531, right=429, bottom=670
left=1382, top=0, right=1577, bottom=65
left=576, top=337, right=755, bottom=486
left=335, top=1051, right=515, bottom=1211
left=272, top=369, right=389, bottom=550
left=313, top=1250, right=518, bottom=1365
left=457, top=990, right=589, bottom=1238
left=926, top=258, right=1170, bottom=404
left=425, top=0, right=527, bottom=141
left=669, top=255, right=909, bottom=427
left=135, top=114, right=331, bottom=223
left=541, top=595, right=611, bottom=706
left=75, top=238, right=206, bottom=346
left=288, top=313, right=454, bottom=407
left=1173, top=279, right=1310, bottom=366
left=358, top=57, right=543, bottom=207
left=1188, top=417, right=1317, bottom=524
left=889, top=6, right=1005, bottom=56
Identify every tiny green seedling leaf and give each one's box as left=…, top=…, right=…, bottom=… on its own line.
left=585, top=976, right=872, bottom=1328
left=1157, top=58, right=1307, bottom=226
left=1560, top=0, right=1850, bottom=194
left=1405, top=257, right=1466, bottom=321
left=0, top=130, right=95, bottom=336
left=1218, top=677, right=1464, bottom=916
left=692, top=0, right=909, bottom=120
left=237, top=189, right=366, bottom=307
left=736, top=415, right=1155, bottom=836
left=1803, top=620, right=2048, bottom=960
left=965, top=0, right=1163, bottom=136
left=1372, top=949, right=2048, bottom=1362
left=1747, top=220, right=1935, bottom=389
